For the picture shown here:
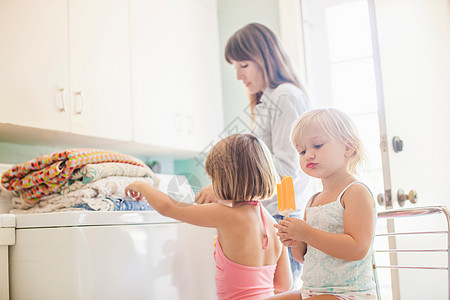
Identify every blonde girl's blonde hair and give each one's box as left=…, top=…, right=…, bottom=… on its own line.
left=205, top=134, right=278, bottom=201
left=290, top=108, right=367, bottom=174
left=224, top=23, right=308, bottom=121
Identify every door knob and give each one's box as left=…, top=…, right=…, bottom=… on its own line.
left=392, top=136, right=404, bottom=153
left=397, top=189, right=418, bottom=206
left=377, top=193, right=385, bottom=206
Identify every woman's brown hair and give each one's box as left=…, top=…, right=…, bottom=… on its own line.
left=224, top=23, right=308, bottom=120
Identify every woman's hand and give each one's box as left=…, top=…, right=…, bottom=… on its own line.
left=195, top=185, right=218, bottom=204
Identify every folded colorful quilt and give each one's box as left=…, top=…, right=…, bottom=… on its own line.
left=10, top=176, right=155, bottom=213
left=60, top=162, right=159, bottom=195
left=1, top=149, right=149, bottom=205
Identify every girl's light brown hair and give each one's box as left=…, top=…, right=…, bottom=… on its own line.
left=290, top=108, right=367, bottom=174
left=205, top=134, right=278, bottom=201
left=224, top=23, right=308, bottom=120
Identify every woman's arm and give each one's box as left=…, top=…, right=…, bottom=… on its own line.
left=277, top=185, right=375, bottom=261
left=125, top=181, right=234, bottom=228
left=273, top=246, right=293, bottom=293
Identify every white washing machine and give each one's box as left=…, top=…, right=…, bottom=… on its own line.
left=0, top=166, right=217, bottom=300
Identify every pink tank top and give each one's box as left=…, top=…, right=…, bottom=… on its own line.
left=214, top=201, right=277, bottom=300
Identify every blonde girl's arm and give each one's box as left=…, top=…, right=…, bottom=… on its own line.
left=275, top=229, right=307, bottom=263
left=290, top=241, right=307, bottom=264
left=273, top=246, right=293, bottom=293
left=298, top=184, right=375, bottom=261
left=125, top=181, right=234, bottom=228
left=275, top=215, right=308, bottom=263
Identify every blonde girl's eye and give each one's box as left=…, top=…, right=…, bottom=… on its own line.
left=299, top=149, right=306, bottom=155
left=314, top=144, right=323, bottom=149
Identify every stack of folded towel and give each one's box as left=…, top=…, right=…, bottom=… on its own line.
left=0, top=148, right=160, bottom=214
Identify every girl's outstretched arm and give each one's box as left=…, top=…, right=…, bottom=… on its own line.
left=125, top=181, right=234, bottom=228
left=277, top=184, right=375, bottom=261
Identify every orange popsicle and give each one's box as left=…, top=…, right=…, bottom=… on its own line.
left=277, top=175, right=296, bottom=216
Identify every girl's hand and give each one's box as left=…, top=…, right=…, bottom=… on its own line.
left=275, top=217, right=309, bottom=242
left=125, top=181, right=147, bottom=201
left=279, top=237, right=302, bottom=248
left=274, top=222, right=302, bottom=247
left=195, top=185, right=217, bottom=204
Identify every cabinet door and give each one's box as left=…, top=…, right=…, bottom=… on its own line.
left=181, top=0, right=223, bottom=152
left=69, top=0, right=133, bottom=141
left=0, top=0, right=70, bottom=131
left=131, top=0, right=184, bottom=150
left=131, top=0, right=223, bottom=153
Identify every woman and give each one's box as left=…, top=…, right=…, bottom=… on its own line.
left=196, top=23, right=311, bottom=287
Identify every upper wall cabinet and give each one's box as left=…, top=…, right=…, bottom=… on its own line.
left=68, top=0, right=132, bottom=141
left=130, top=0, right=223, bottom=153
left=0, top=0, right=70, bottom=132
left=0, top=0, right=223, bottom=154
left=0, top=0, right=133, bottom=141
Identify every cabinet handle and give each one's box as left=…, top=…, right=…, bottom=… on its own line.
left=187, top=115, right=194, bottom=133
left=74, top=91, right=85, bottom=114
left=58, top=88, right=67, bottom=112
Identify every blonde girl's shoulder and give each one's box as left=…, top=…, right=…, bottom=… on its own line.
left=341, top=182, right=374, bottom=209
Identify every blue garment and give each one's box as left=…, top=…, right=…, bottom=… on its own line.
left=273, top=212, right=303, bottom=290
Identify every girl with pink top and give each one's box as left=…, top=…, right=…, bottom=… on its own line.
left=125, top=134, right=292, bottom=299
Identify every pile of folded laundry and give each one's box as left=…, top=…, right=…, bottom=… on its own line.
left=0, top=148, right=160, bottom=214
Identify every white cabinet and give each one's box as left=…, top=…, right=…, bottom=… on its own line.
left=0, top=0, right=70, bottom=132
left=0, top=0, right=223, bottom=153
left=68, top=0, right=132, bottom=141
left=0, top=0, right=133, bottom=141
left=130, top=0, right=223, bottom=152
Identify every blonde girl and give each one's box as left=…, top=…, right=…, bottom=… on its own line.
left=267, top=108, right=377, bottom=300
left=126, top=134, right=292, bottom=299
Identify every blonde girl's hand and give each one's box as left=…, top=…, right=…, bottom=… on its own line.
left=125, top=181, right=146, bottom=201
left=274, top=222, right=302, bottom=247
left=279, top=237, right=302, bottom=248
left=276, top=217, right=309, bottom=242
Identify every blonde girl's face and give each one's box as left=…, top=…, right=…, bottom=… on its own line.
left=230, top=60, right=267, bottom=94
left=296, top=126, right=353, bottom=179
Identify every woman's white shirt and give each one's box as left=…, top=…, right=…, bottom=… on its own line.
left=252, top=83, right=311, bottom=216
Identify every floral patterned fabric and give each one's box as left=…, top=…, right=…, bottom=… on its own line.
left=1, top=149, right=149, bottom=205
left=60, top=162, right=159, bottom=195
